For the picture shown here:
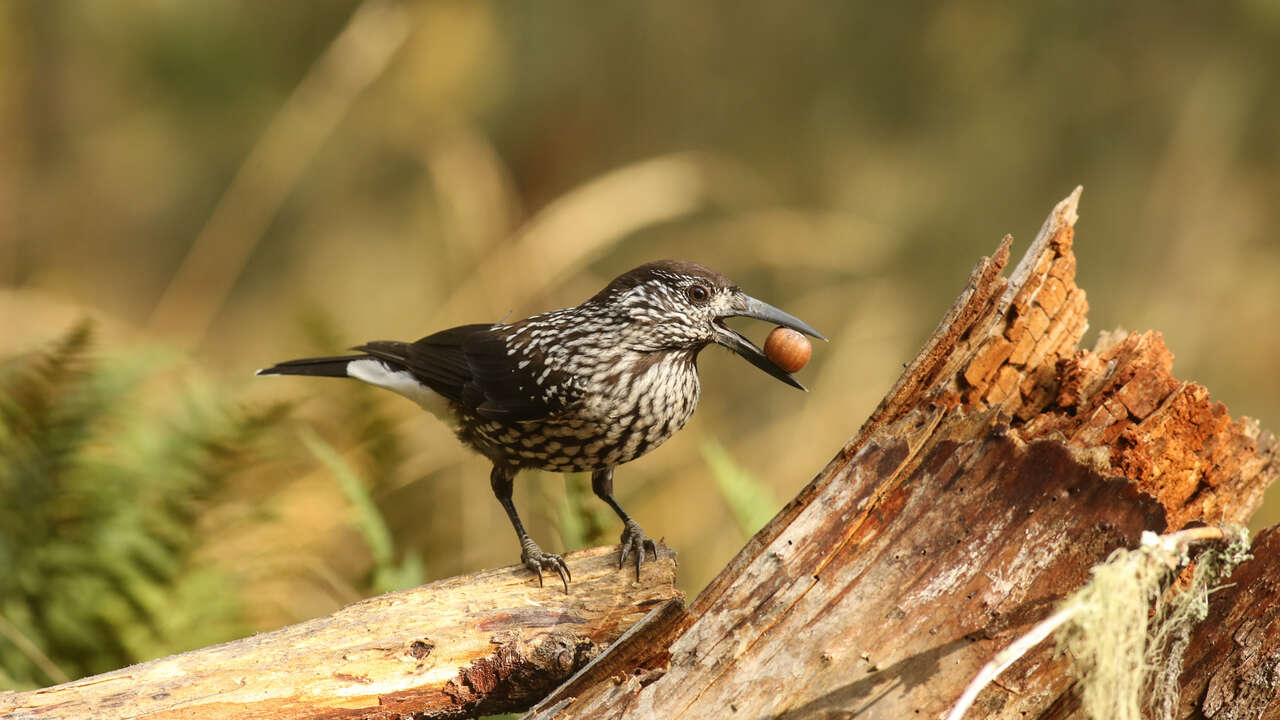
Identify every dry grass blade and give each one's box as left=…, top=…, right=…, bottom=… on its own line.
left=147, top=0, right=410, bottom=348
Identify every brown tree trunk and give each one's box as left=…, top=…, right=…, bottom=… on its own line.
left=529, top=189, right=1280, bottom=719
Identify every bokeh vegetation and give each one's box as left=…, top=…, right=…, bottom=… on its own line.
left=3, top=0, right=1278, bottom=688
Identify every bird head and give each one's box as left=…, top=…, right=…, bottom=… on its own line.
left=591, top=260, right=826, bottom=390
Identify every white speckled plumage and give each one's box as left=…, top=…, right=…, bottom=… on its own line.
left=258, top=260, right=822, bottom=589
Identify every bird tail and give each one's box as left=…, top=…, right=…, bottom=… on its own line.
left=256, top=354, right=368, bottom=378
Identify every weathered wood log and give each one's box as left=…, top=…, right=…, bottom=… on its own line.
left=1177, top=526, right=1280, bottom=720
left=529, top=189, right=1280, bottom=719
left=0, top=545, right=680, bottom=720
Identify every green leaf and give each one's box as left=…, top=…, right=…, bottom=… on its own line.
left=701, top=439, right=776, bottom=538
left=300, top=427, right=394, bottom=565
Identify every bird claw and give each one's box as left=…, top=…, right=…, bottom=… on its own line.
left=521, top=541, right=571, bottom=593
left=619, top=520, right=659, bottom=581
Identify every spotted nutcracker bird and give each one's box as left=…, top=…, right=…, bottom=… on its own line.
left=258, top=260, right=824, bottom=591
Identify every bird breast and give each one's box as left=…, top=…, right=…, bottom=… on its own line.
left=470, top=348, right=702, bottom=472
left=590, top=349, right=702, bottom=436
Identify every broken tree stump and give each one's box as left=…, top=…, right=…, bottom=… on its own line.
left=0, top=545, right=681, bottom=720
left=528, top=188, right=1280, bottom=719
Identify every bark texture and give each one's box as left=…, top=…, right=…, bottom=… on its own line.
left=0, top=545, right=681, bottom=720
left=1177, top=526, right=1280, bottom=720
left=529, top=188, right=1280, bottom=719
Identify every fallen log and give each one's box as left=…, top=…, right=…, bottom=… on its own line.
left=0, top=545, right=681, bottom=720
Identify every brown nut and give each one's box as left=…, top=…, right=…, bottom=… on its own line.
left=764, top=327, right=811, bottom=373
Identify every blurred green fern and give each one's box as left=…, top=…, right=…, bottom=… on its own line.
left=0, top=322, right=288, bottom=688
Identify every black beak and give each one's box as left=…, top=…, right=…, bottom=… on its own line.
left=713, top=293, right=827, bottom=391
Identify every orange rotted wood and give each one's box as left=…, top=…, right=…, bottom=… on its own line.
left=530, top=188, right=1279, bottom=720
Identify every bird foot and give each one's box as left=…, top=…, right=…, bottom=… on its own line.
left=521, top=539, right=571, bottom=593
left=619, top=520, right=659, bottom=581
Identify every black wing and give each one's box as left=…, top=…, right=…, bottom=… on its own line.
left=356, top=324, right=579, bottom=422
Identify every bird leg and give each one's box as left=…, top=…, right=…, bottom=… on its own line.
left=591, top=468, right=658, bottom=580
left=490, top=465, right=570, bottom=593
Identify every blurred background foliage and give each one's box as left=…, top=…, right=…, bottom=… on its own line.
left=2, top=0, right=1279, bottom=689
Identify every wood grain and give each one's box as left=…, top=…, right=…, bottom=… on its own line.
left=0, top=545, right=681, bottom=720
left=533, top=189, right=1280, bottom=719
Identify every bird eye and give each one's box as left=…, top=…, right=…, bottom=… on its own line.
left=686, top=284, right=710, bottom=303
